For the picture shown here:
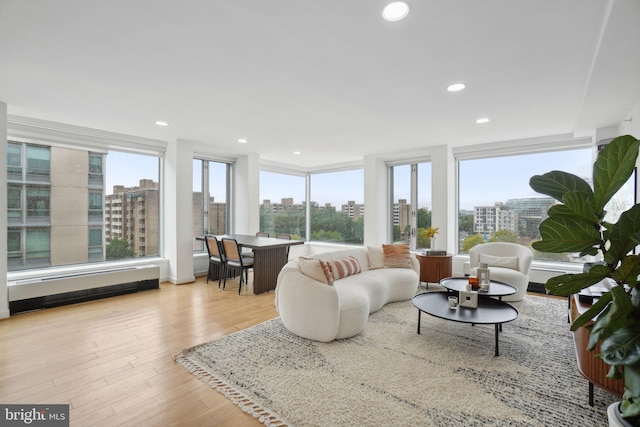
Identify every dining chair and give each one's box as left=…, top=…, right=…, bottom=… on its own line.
left=222, top=238, right=254, bottom=294
left=275, top=233, right=291, bottom=263
left=244, top=232, right=270, bottom=258
left=256, top=232, right=270, bottom=237
left=204, top=235, right=226, bottom=288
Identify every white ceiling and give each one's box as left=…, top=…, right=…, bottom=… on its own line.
left=1, top=0, right=639, bottom=170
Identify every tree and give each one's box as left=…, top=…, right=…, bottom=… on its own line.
left=489, top=229, right=519, bottom=243
left=417, top=208, right=431, bottom=229
left=458, top=214, right=474, bottom=234
left=461, top=234, right=484, bottom=253
left=106, top=237, right=135, bottom=260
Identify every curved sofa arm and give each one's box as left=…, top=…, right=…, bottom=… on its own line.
left=275, top=267, right=341, bottom=342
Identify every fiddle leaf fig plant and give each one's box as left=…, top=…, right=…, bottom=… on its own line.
left=529, top=134, right=640, bottom=421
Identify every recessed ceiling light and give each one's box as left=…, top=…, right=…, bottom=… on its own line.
left=447, top=83, right=466, bottom=92
left=476, top=118, right=490, bottom=124
left=155, top=121, right=169, bottom=126
left=293, top=151, right=301, bottom=155
left=382, top=2, right=410, bottom=21
left=238, top=138, right=247, bottom=143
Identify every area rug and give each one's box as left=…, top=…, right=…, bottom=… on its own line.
left=175, top=294, right=617, bottom=426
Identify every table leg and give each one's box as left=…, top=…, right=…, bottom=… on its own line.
left=417, top=310, right=421, bottom=334
left=494, top=323, right=500, bottom=357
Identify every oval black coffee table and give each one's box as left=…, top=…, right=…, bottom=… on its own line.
left=412, top=292, right=518, bottom=356
left=440, top=277, right=517, bottom=300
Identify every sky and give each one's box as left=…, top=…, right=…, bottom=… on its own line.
left=105, top=147, right=612, bottom=213
left=258, top=147, right=598, bottom=211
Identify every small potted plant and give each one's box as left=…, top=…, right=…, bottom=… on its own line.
left=529, top=134, right=640, bottom=425
left=424, top=227, right=439, bottom=249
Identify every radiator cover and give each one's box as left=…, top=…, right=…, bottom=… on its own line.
left=8, top=265, right=160, bottom=314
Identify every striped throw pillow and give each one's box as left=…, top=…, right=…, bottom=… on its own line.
left=382, top=244, right=412, bottom=268
left=325, top=256, right=362, bottom=281
left=320, top=256, right=362, bottom=284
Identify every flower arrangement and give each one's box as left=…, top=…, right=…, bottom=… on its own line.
left=424, top=227, right=439, bottom=239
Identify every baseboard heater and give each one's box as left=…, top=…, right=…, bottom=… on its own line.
left=8, top=265, right=160, bottom=314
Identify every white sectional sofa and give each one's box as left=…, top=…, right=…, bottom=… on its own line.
left=275, top=246, right=419, bottom=342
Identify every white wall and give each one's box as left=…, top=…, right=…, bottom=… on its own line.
left=363, top=155, right=388, bottom=245
left=233, top=153, right=260, bottom=234
left=619, top=97, right=640, bottom=138
left=430, top=145, right=455, bottom=254
left=164, top=139, right=195, bottom=284
left=0, top=103, right=8, bottom=318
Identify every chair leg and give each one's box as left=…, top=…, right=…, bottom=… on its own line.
left=222, top=265, right=228, bottom=290
left=206, top=262, right=212, bottom=284
left=218, top=264, right=225, bottom=289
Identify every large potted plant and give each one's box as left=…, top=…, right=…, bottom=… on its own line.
left=529, top=134, right=640, bottom=425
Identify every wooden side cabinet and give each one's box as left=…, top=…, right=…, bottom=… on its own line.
left=416, top=254, right=452, bottom=285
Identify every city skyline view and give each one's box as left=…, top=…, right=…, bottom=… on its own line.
left=106, top=146, right=607, bottom=213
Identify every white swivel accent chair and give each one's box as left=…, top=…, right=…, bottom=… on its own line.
left=467, top=242, right=533, bottom=302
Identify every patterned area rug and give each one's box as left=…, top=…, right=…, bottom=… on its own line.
left=175, top=294, right=616, bottom=426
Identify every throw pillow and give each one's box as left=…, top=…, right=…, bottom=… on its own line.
left=327, top=256, right=362, bottom=280
left=479, top=253, right=519, bottom=270
left=382, top=243, right=412, bottom=268
left=318, top=260, right=335, bottom=286
left=367, top=246, right=385, bottom=269
left=298, top=257, right=332, bottom=285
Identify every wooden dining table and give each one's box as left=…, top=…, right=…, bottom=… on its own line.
left=198, top=234, right=304, bottom=294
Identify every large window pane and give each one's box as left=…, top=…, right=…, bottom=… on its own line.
left=260, top=171, right=306, bottom=239
left=390, top=162, right=432, bottom=249
left=192, top=159, right=204, bottom=251
left=208, top=161, right=227, bottom=235
left=417, top=162, right=433, bottom=249
left=193, top=159, right=230, bottom=252
left=310, top=169, right=363, bottom=244
left=458, top=148, right=592, bottom=262
left=104, top=152, right=159, bottom=259
left=6, top=139, right=160, bottom=271
left=391, top=165, right=411, bottom=244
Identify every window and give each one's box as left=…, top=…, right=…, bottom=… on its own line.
left=457, top=146, right=593, bottom=263
left=389, top=162, right=432, bottom=249
left=25, top=145, right=50, bottom=181
left=104, top=152, right=159, bottom=259
left=8, top=228, right=22, bottom=267
left=259, top=171, right=306, bottom=239
left=193, top=159, right=231, bottom=252
left=89, top=154, right=104, bottom=186
left=309, top=169, right=364, bottom=244
left=7, top=139, right=160, bottom=271
left=26, top=228, right=50, bottom=267
left=88, top=191, right=103, bottom=220
left=26, top=187, right=50, bottom=220
left=8, top=184, right=22, bottom=222
left=7, top=142, right=22, bottom=179
left=88, top=228, right=103, bottom=260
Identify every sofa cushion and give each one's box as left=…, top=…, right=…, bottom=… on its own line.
left=367, top=246, right=385, bottom=269
left=479, top=253, right=519, bottom=270
left=382, top=243, right=412, bottom=268
left=299, top=257, right=333, bottom=285
left=326, top=256, right=362, bottom=280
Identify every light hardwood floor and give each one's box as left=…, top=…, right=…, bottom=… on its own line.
left=0, top=275, right=277, bottom=427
